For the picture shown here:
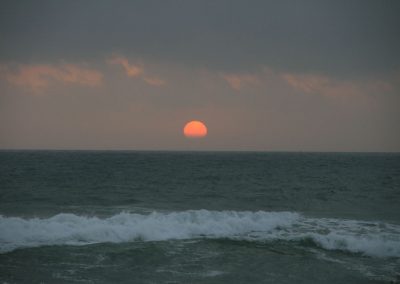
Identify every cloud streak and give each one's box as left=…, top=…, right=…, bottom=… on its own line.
left=281, top=73, right=393, bottom=98
left=143, top=77, right=166, bottom=86
left=108, top=57, right=143, bottom=77
left=1, top=63, right=103, bottom=92
left=108, top=56, right=166, bottom=86
left=222, top=67, right=394, bottom=98
left=222, top=73, right=260, bottom=90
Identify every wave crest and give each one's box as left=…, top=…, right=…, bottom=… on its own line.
left=1, top=210, right=399, bottom=257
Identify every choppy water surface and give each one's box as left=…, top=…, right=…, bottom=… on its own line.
left=0, top=151, right=399, bottom=283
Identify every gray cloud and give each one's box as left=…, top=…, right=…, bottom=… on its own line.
left=1, top=0, right=399, bottom=78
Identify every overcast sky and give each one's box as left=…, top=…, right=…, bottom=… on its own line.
left=1, top=0, right=399, bottom=151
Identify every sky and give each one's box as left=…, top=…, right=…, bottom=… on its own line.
left=0, top=0, right=399, bottom=152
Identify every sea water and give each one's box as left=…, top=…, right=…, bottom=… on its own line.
left=0, top=151, right=399, bottom=283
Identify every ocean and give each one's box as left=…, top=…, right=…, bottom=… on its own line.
left=0, top=151, right=399, bottom=283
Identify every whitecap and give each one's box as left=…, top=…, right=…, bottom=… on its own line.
left=1, top=210, right=399, bottom=257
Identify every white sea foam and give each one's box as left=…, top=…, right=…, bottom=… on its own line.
left=1, top=210, right=399, bottom=257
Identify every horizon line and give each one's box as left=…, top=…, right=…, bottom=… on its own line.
left=0, top=148, right=399, bottom=154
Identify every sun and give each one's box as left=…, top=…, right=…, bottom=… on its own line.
left=183, top=120, right=208, bottom=138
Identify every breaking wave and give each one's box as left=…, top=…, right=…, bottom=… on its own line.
left=1, top=210, right=399, bottom=257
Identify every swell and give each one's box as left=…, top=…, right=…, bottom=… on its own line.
left=1, top=210, right=399, bottom=257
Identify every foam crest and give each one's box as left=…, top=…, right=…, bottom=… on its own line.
left=284, top=218, right=400, bottom=258
left=0, top=210, right=298, bottom=252
left=1, top=210, right=399, bottom=257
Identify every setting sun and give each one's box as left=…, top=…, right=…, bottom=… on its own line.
left=183, top=120, right=208, bottom=138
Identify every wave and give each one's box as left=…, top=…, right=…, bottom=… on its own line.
left=1, top=210, right=399, bottom=257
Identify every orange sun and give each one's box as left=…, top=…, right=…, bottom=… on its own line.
left=183, top=120, right=208, bottom=138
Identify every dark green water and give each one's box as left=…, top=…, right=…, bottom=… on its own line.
left=0, top=151, right=399, bottom=283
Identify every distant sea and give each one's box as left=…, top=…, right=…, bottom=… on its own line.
left=0, top=151, right=399, bottom=283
